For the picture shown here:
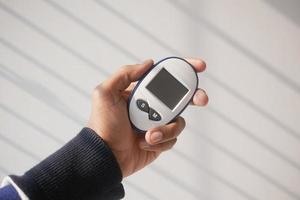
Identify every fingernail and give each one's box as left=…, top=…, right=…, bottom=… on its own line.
left=143, top=59, right=153, bottom=64
left=194, top=90, right=205, bottom=104
left=150, top=131, right=163, bottom=143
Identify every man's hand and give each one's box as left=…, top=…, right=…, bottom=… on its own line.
left=87, top=58, right=208, bottom=178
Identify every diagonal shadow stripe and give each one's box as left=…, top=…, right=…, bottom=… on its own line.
left=172, top=148, right=260, bottom=200
left=124, top=181, right=160, bottom=200
left=94, top=0, right=300, bottom=142
left=0, top=37, right=90, bottom=99
left=0, top=103, right=64, bottom=145
left=150, top=165, right=210, bottom=200
left=168, top=0, right=300, bottom=94
left=187, top=126, right=300, bottom=200
left=0, top=1, right=110, bottom=76
left=206, top=75, right=300, bottom=141
left=0, top=62, right=84, bottom=125
left=42, top=0, right=141, bottom=62
left=93, top=0, right=181, bottom=56
left=207, top=107, right=300, bottom=171
left=263, top=0, right=300, bottom=28
left=0, top=132, right=40, bottom=161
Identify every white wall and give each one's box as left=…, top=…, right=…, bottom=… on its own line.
left=0, top=0, right=300, bottom=199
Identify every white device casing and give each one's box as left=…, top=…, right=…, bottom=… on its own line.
left=128, top=57, right=198, bottom=132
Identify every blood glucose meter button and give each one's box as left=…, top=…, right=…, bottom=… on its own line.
left=149, top=108, right=162, bottom=121
left=136, top=99, right=149, bottom=113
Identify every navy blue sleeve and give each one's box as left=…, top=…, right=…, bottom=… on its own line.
left=0, top=185, right=21, bottom=200
left=10, top=127, right=125, bottom=200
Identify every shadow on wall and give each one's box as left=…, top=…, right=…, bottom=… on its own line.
left=263, top=0, right=300, bottom=27
left=0, top=63, right=84, bottom=125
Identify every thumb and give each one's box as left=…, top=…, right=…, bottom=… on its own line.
left=103, top=59, right=153, bottom=94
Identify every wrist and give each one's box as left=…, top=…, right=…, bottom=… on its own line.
left=86, top=125, right=128, bottom=177
left=110, top=149, right=128, bottom=177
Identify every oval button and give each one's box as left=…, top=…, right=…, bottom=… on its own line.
left=149, top=108, right=161, bottom=121
left=136, top=99, right=149, bottom=113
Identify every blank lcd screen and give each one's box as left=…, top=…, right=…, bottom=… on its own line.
left=146, top=68, right=189, bottom=110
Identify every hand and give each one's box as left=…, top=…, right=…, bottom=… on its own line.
left=87, top=58, right=208, bottom=178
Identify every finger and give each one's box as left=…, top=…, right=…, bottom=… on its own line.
left=139, top=138, right=177, bottom=152
left=185, top=58, right=206, bottom=73
left=125, top=82, right=137, bottom=92
left=190, top=89, right=209, bottom=106
left=122, top=82, right=137, bottom=100
left=102, top=59, right=153, bottom=94
left=145, top=117, right=186, bottom=145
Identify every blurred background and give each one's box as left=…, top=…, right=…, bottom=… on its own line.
left=0, top=0, right=300, bottom=199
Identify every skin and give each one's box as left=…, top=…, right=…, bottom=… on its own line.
left=87, top=58, right=208, bottom=178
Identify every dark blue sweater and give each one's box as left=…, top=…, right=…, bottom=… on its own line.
left=0, top=128, right=125, bottom=200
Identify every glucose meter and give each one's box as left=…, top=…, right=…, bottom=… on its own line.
left=128, top=57, right=198, bottom=133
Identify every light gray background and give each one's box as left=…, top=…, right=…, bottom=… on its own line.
left=0, top=0, right=300, bottom=199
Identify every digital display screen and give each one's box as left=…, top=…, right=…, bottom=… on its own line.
left=146, top=68, right=189, bottom=110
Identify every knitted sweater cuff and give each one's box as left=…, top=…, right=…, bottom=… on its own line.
left=10, top=127, right=124, bottom=200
